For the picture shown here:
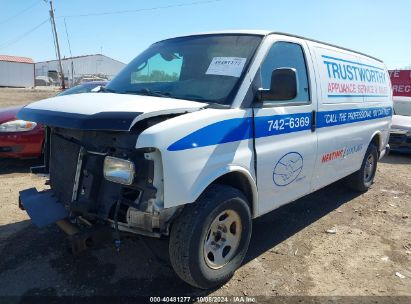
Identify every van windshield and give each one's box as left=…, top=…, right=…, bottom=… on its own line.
left=106, top=34, right=262, bottom=105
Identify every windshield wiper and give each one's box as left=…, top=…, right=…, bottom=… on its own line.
left=203, top=102, right=230, bottom=109
left=99, top=87, right=116, bottom=93
left=122, top=89, right=229, bottom=108
left=124, top=88, right=170, bottom=98
left=172, top=95, right=228, bottom=108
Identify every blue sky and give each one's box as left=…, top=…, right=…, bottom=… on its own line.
left=0, top=0, right=410, bottom=69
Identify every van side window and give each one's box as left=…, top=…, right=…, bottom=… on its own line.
left=260, top=42, right=310, bottom=102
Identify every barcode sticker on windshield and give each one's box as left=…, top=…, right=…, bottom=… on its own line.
left=206, top=57, right=247, bottom=77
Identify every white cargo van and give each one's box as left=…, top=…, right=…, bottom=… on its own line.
left=18, top=31, right=392, bottom=289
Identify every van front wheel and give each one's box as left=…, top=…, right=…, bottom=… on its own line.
left=169, top=184, right=252, bottom=289
left=346, top=143, right=378, bottom=192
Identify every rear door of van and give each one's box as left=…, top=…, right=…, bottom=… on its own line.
left=357, top=54, right=392, bottom=151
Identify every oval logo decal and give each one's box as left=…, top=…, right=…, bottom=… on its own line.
left=273, top=152, right=304, bottom=186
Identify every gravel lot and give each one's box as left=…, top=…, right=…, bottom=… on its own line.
left=0, top=87, right=58, bottom=108
left=0, top=88, right=410, bottom=299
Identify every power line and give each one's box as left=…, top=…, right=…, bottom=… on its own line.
left=0, top=0, right=226, bottom=52
left=63, top=18, right=73, bottom=58
left=0, top=19, right=49, bottom=50
left=59, top=0, right=224, bottom=18
left=0, top=0, right=42, bottom=25
left=64, top=17, right=75, bottom=86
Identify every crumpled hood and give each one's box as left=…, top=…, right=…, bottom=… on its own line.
left=17, top=93, right=206, bottom=131
left=392, top=115, right=411, bottom=130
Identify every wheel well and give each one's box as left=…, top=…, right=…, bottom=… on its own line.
left=211, top=171, right=254, bottom=215
left=371, top=133, right=381, bottom=152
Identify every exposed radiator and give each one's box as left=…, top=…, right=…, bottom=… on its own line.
left=49, top=133, right=81, bottom=205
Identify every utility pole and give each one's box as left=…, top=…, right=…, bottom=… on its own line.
left=49, top=0, right=65, bottom=89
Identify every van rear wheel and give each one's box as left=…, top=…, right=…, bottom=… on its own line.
left=346, top=143, right=378, bottom=192
left=169, top=184, right=252, bottom=289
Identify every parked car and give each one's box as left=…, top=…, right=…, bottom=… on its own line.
left=18, top=31, right=392, bottom=289
left=77, top=77, right=108, bottom=85
left=0, top=81, right=107, bottom=158
left=389, top=97, right=411, bottom=152
left=35, top=76, right=54, bottom=86
left=0, top=106, right=43, bottom=158
left=58, top=81, right=107, bottom=96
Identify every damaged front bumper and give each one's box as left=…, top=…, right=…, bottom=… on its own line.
left=19, top=188, right=69, bottom=228
left=19, top=186, right=180, bottom=254
left=19, top=127, right=181, bottom=248
left=19, top=186, right=181, bottom=237
left=19, top=188, right=113, bottom=254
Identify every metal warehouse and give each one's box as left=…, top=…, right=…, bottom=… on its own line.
left=0, top=55, right=34, bottom=88
left=35, top=54, right=126, bottom=87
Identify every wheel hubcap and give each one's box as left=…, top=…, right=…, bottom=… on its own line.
left=203, top=209, right=242, bottom=269
left=364, top=154, right=375, bottom=182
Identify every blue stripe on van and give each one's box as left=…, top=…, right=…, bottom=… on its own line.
left=167, top=117, right=253, bottom=151
left=167, top=106, right=392, bottom=151
left=254, top=112, right=312, bottom=138
left=317, top=107, right=392, bottom=128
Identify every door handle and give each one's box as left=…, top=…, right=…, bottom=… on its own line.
left=311, top=110, right=316, bottom=132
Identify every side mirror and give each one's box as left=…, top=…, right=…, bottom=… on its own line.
left=258, top=68, right=298, bottom=101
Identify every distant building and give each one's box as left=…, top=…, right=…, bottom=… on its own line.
left=35, top=54, right=126, bottom=87
left=0, top=55, right=34, bottom=88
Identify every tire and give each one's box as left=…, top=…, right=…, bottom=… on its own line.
left=346, top=143, right=378, bottom=192
left=169, top=184, right=252, bottom=289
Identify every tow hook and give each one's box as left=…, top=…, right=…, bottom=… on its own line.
left=56, top=219, right=79, bottom=236
left=69, top=226, right=113, bottom=255
left=56, top=219, right=113, bottom=255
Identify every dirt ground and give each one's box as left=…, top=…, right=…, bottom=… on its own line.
left=0, top=88, right=410, bottom=300
left=0, top=87, right=58, bottom=108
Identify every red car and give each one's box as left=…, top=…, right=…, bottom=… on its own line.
left=0, top=106, right=43, bottom=158
left=0, top=81, right=107, bottom=158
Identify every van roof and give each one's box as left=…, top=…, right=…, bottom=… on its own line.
left=164, top=30, right=383, bottom=63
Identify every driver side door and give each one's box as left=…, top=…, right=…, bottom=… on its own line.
left=253, top=38, right=318, bottom=215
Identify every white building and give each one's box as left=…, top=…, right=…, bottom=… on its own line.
left=0, top=55, right=34, bottom=87
left=35, top=54, right=126, bottom=87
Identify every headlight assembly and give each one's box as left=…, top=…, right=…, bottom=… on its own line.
left=0, top=120, right=37, bottom=132
left=103, top=156, right=135, bottom=185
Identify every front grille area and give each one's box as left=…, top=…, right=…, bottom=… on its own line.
left=46, top=127, right=155, bottom=222
left=389, top=133, right=406, bottom=144
left=50, top=133, right=81, bottom=205
left=389, top=133, right=411, bottom=145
